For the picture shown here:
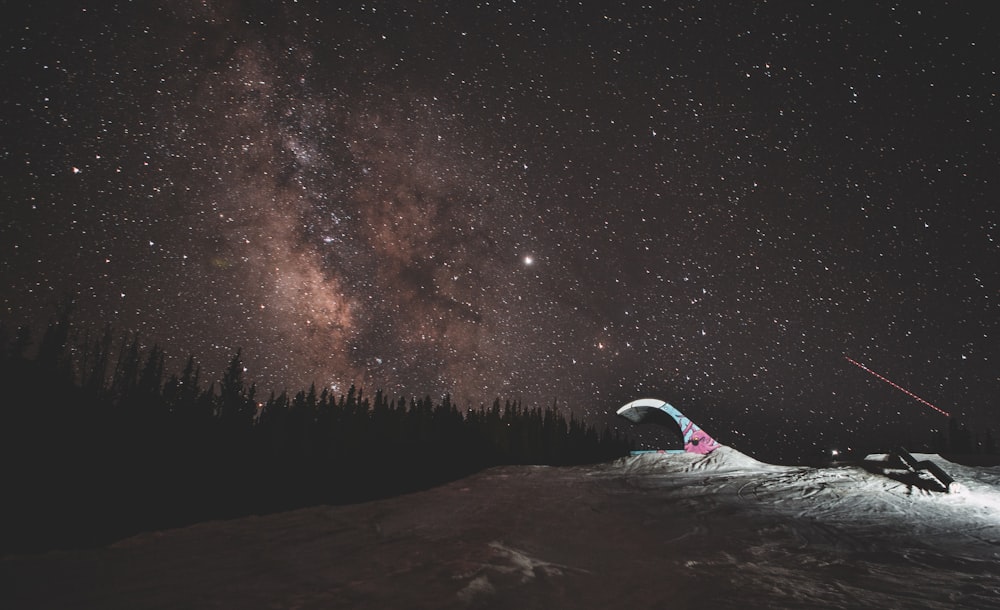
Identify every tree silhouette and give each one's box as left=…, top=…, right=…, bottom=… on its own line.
left=0, top=309, right=632, bottom=554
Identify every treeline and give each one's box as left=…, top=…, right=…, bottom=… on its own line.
left=0, top=309, right=630, bottom=553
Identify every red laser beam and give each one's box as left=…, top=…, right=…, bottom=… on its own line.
left=844, top=356, right=950, bottom=417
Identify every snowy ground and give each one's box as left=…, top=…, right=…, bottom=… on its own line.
left=4, top=447, right=1000, bottom=609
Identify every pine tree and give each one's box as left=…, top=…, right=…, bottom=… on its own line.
left=82, top=324, right=113, bottom=396
left=110, top=334, right=141, bottom=404
left=36, top=301, right=74, bottom=382
left=219, top=349, right=252, bottom=426
left=137, top=344, right=165, bottom=404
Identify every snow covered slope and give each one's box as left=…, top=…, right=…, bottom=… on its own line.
left=5, top=446, right=1000, bottom=609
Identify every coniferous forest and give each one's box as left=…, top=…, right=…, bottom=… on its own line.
left=0, top=308, right=631, bottom=554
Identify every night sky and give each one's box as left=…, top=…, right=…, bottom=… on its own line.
left=2, top=1, right=998, bottom=463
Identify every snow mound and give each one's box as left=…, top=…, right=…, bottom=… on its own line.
left=455, top=542, right=588, bottom=604
left=618, top=445, right=797, bottom=476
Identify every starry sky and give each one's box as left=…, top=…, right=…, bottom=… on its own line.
left=2, top=1, right=998, bottom=463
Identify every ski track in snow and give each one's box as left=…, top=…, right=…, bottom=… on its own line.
left=4, top=446, right=1000, bottom=609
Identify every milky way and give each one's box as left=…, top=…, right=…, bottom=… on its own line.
left=3, top=1, right=999, bottom=462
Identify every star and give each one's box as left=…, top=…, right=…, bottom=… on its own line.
left=0, top=1, right=997, bottom=464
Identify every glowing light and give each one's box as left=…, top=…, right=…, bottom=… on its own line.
left=844, top=356, right=951, bottom=417
left=523, top=255, right=534, bottom=266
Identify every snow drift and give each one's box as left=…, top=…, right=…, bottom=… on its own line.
left=5, top=446, right=1000, bottom=609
